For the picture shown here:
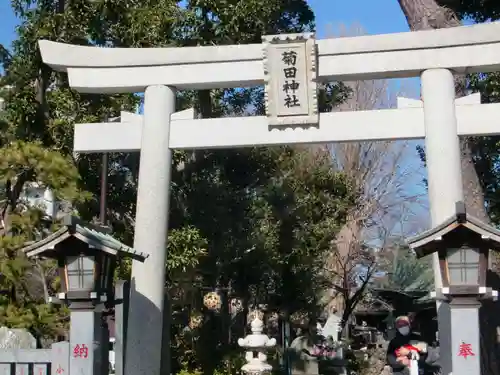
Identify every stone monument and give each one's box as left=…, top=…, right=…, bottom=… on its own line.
left=320, top=314, right=342, bottom=342
left=0, top=327, right=36, bottom=349
left=289, top=325, right=319, bottom=375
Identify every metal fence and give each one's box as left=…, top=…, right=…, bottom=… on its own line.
left=0, top=282, right=127, bottom=375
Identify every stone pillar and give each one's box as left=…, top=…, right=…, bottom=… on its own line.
left=69, top=309, right=106, bottom=375
left=125, top=85, right=176, bottom=375
left=421, top=68, right=464, bottom=375
left=115, top=280, right=130, bottom=375
left=449, top=300, right=481, bottom=375
left=51, top=341, right=70, bottom=375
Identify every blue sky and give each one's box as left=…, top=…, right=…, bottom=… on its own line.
left=1, top=0, right=411, bottom=50
left=0, top=0, right=418, bottom=96
left=311, top=0, right=410, bottom=37
left=0, top=2, right=17, bottom=51
left=0, top=0, right=428, bottom=231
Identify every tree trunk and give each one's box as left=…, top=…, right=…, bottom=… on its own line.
left=397, top=3, right=498, bottom=375
left=398, top=0, right=488, bottom=221
left=329, top=220, right=356, bottom=316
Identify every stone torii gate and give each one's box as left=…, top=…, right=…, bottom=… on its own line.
left=73, top=108, right=196, bottom=152
left=39, top=21, right=500, bottom=375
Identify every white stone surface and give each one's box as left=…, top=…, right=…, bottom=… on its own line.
left=124, top=85, right=176, bottom=375
left=263, top=33, right=318, bottom=126
left=75, top=101, right=500, bottom=152
left=0, top=327, right=36, bottom=349
left=450, top=305, right=481, bottom=375
left=166, top=103, right=500, bottom=149
left=39, top=22, right=500, bottom=92
left=20, top=182, right=57, bottom=219
left=422, top=69, right=464, bottom=375
left=238, top=316, right=276, bottom=375
left=421, top=69, right=465, bottom=266
left=74, top=108, right=195, bottom=153
left=321, top=314, right=342, bottom=341
left=397, top=92, right=481, bottom=108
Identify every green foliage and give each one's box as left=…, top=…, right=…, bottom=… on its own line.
left=466, top=73, right=500, bottom=225
left=178, top=0, right=314, bottom=46
left=248, top=148, right=355, bottom=313
left=374, top=241, right=433, bottom=292
left=437, top=0, right=500, bottom=22
left=441, top=0, right=500, bottom=226
left=167, top=226, right=208, bottom=274
left=0, top=141, right=87, bottom=203
left=1, top=0, right=354, bottom=369
left=0, top=136, right=87, bottom=343
left=176, top=369, right=203, bottom=375
left=0, top=0, right=143, bottom=345
left=0, top=302, right=69, bottom=345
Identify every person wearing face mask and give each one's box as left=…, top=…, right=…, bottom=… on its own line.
left=386, top=316, right=440, bottom=375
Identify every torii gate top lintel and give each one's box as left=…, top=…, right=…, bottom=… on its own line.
left=39, top=21, right=500, bottom=93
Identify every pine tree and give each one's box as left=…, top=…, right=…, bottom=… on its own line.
left=1, top=1, right=355, bottom=357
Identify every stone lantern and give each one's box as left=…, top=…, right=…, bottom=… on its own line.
left=21, top=215, right=147, bottom=375
left=407, top=201, right=500, bottom=375
left=238, top=311, right=276, bottom=375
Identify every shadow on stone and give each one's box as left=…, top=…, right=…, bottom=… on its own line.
left=125, top=277, right=166, bottom=375
left=480, top=270, right=500, bottom=375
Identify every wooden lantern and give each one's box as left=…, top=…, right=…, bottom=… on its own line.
left=22, top=215, right=147, bottom=304
left=407, top=202, right=500, bottom=297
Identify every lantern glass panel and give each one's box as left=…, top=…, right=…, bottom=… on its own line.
left=67, top=255, right=95, bottom=291
left=447, top=247, right=479, bottom=285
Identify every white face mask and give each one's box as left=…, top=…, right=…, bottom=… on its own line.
left=398, top=326, right=410, bottom=336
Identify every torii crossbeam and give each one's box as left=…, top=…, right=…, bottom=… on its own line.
left=75, top=96, right=500, bottom=152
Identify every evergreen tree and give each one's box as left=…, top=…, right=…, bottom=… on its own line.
left=0, top=1, right=355, bottom=365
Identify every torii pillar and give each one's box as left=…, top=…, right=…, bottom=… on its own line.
left=74, top=107, right=197, bottom=375
left=398, top=88, right=479, bottom=373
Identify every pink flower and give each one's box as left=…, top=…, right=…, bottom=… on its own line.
left=326, top=351, right=336, bottom=359
left=312, top=346, right=323, bottom=356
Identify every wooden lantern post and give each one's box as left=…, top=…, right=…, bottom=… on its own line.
left=22, top=215, right=147, bottom=375
left=408, top=201, right=500, bottom=375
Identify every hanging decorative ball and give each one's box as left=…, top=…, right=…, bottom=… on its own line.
left=203, top=291, right=222, bottom=311
left=267, top=312, right=279, bottom=329
left=290, top=311, right=308, bottom=326
left=229, top=298, right=244, bottom=315
left=189, top=311, right=203, bottom=330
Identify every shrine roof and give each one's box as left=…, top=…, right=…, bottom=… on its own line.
left=407, top=201, right=500, bottom=257
left=22, top=215, right=147, bottom=261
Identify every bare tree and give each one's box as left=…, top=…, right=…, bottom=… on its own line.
left=397, top=0, right=488, bottom=221
left=320, top=25, right=427, bottom=333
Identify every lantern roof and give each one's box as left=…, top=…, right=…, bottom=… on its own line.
left=407, top=201, right=500, bottom=258
left=22, top=215, right=147, bottom=261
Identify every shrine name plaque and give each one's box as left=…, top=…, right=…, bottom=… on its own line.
left=262, top=33, right=319, bottom=127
